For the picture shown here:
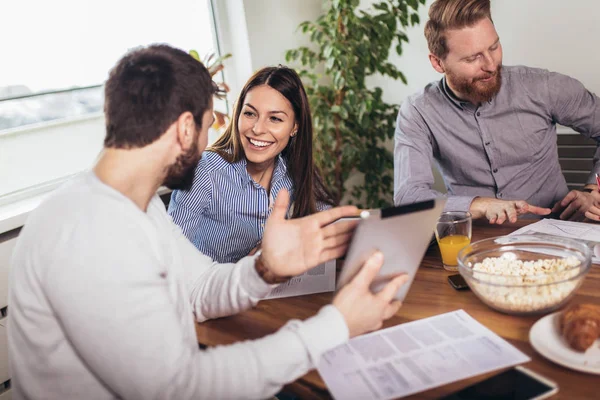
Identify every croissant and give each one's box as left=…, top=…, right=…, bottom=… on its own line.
left=560, top=303, right=600, bottom=352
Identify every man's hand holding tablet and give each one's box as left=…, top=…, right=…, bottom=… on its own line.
left=333, top=251, right=409, bottom=337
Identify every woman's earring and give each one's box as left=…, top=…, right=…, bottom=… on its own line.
left=291, top=130, right=297, bottom=137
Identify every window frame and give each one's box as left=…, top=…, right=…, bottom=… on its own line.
left=0, top=0, right=227, bottom=234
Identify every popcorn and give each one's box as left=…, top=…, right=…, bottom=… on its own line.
left=466, top=256, right=582, bottom=313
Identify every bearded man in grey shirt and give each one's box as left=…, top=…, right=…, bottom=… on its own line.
left=394, top=0, right=600, bottom=224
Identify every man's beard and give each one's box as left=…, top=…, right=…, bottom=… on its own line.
left=447, top=65, right=502, bottom=104
left=163, top=136, right=201, bottom=191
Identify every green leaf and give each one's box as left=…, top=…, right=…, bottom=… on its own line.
left=373, top=2, right=389, bottom=12
left=325, top=56, right=335, bottom=71
left=399, top=14, right=408, bottom=27
left=189, top=50, right=200, bottom=61
left=410, top=13, right=420, bottom=26
left=398, top=2, right=408, bottom=14
left=300, top=21, right=311, bottom=33
left=333, top=71, right=346, bottom=90
left=397, top=31, right=409, bottom=42
left=395, top=43, right=403, bottom=56
left=406, top=0, right=419, bottom=10
left=398, top=70, right=407, bottom=84
left=284, top=50, right=294, bottom=62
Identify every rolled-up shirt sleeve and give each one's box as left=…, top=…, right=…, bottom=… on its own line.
left=547, top=72, right=600, bottom=185
left=394, top=100, right=475, bottom=212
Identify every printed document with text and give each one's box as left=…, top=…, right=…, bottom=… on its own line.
left=266, top=260, right=336, bottom=299
left=317, top=310, right=530, bottom=400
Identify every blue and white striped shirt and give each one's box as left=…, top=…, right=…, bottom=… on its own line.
left=168, top=151, right=296, bottom=263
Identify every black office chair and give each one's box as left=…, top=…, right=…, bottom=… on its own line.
left=557, top=134, right=598, bottom=191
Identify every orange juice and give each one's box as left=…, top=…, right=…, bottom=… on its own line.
left=438, top=235, right=471, bottom=266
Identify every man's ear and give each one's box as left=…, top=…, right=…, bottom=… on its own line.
left=429, top=53, right=446, bottom=74
left=176, top=111, right=196, bottom=150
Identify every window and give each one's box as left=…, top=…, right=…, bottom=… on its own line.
left=0, top=0, right=223, bottom=203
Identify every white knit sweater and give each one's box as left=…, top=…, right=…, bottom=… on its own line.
left=8, top=171, right=348, bottom=399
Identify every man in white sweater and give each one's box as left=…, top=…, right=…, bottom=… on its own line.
left=8, top=45, right=408, bottom=399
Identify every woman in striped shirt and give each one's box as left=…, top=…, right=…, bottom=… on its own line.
left=168, top=66, right=334, bottom=262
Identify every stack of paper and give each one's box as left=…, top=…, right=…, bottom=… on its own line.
left=317, top=310, right=529, bottom=400
left=510, top=219, right=600, bottom=263
left=266, top=260, right=336, bottom=299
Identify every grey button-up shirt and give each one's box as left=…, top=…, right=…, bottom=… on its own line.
left=394, top=65, right=600, bottom=212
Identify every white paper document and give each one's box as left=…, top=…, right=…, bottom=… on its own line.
left=317, top=310, right=530, bottom=400
left=266, top=260, right=336, bottom=299
left=509, top=219, right=600, bottom=263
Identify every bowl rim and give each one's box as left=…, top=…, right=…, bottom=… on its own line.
left=457, top=235, right=592, bottom=287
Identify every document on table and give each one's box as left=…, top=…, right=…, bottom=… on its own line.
left=317, top=310, right=530, bottom=400
left=266, top=260, right=336, bottom=299
left=509, top=219, right=600, bottom=263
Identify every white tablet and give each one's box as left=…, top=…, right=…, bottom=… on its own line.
left=336, top=198, right=446, bottom=301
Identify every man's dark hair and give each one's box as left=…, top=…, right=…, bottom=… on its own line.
left=103, top=44, right=215, bottom=148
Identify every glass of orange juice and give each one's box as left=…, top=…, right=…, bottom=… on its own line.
left=435, top=211, right=472, bottom=271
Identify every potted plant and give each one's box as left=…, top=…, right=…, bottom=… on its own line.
left=190, top=50, right=232, bottom=133
left=286, top=0, right=425, bottom=208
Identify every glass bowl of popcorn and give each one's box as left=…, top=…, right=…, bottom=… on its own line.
left=457, top=235, right=592, bottom=315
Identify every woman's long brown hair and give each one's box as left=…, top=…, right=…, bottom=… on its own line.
left=209, top=66, right=334, bottom=217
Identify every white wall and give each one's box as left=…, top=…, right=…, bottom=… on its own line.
left=494, top=0, right=600, bottom=98
left=0, top=231, right=16, bottom=393
left=243, top=0, right=324, bottom=71
left=214, top=0, right=324, bottom=103
left=0, top=234, right=17, bottom=309
left=0, top=115, right=105, bottom=198
left=367, top=0, right=600, bottom=111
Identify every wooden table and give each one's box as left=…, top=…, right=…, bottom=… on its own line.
left=195, top=220, right=600, bottom=399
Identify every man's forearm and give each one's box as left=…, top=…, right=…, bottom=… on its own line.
left=190, top=255, right=273, bottom=322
